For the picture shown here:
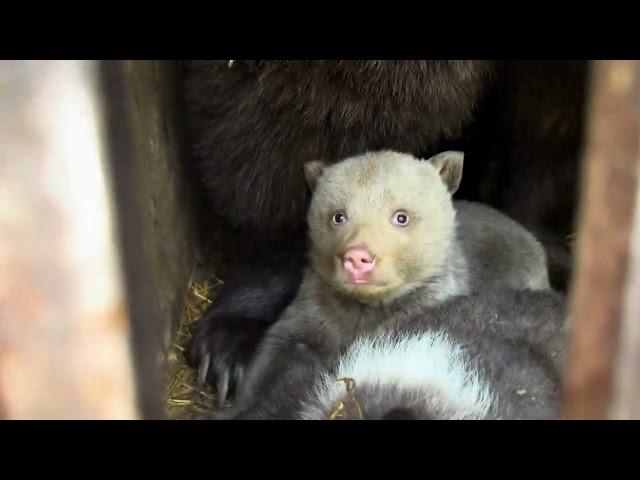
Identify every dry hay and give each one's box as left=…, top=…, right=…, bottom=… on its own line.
left=163, top=276, right=228, bottom=419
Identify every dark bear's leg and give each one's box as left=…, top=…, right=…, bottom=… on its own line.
left=185, top=239, right=306, bottom=408
left=220, top=336, right=325, bottom=420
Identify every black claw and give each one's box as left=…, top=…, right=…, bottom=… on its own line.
left=185, top=311, right=276, bottom=408
left=197, top=353, right=211, bottom=388
left=216, top=369, right=230, bottom=409
left=233, top=365, right=245, bottom=398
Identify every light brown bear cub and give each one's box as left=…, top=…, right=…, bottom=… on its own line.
left=306, top=150, right=549, bottom=306
left=218, top=150, right=551, bottom=419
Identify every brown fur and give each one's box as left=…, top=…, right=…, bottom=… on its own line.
left=184, top=60, right=496, bottom=239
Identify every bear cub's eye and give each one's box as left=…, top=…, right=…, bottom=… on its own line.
left=392, top=211, right=410, bottom=226
left=332, top=212, right=347, bottom=225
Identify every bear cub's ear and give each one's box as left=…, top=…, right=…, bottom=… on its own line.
left=425, top=151, right=464, bottom=194
left=304, top=160, right=329, bottom=191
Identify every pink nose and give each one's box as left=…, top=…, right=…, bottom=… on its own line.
left=343, top=248, right=376, bottom=275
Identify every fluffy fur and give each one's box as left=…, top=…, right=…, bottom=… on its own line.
left=301, top=330, right=496, bottom=420
left=226, top=288, right=567, bottom=420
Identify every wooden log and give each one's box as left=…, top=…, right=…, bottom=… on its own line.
left=563, top=60, right=640, bottom=419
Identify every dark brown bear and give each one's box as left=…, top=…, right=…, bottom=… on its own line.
left=183, top=60, right=588, bottom=408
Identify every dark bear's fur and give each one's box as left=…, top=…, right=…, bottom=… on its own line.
left=223, top=288, right=567, bottom=420
left=185, top=60, right=496, bottom=238
left=458, top=60, right=591, bottom=291
left=183, top=60, right=589, bottom=406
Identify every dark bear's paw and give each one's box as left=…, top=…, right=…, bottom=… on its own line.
left=185, top=309, right=268, bottom=409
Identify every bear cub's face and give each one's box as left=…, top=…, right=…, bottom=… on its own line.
left=305, top=150, right=463, bottom=304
